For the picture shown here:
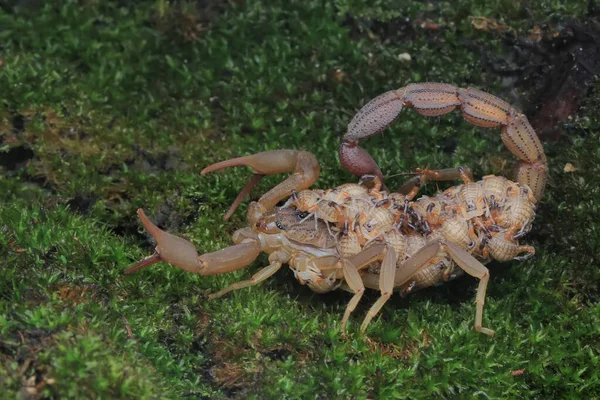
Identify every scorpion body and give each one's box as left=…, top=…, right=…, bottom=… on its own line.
left=124, top=83, right=546, bottom=337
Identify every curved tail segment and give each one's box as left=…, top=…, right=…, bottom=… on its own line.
left=339, top=83, right=547, bottom=201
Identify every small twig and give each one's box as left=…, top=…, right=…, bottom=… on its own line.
left=17, top=330, right=26, bottom=345
left=122, top=316, right=134, bottom=339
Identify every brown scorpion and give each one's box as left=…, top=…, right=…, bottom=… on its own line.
left=124, top=83, right=547, bottom=337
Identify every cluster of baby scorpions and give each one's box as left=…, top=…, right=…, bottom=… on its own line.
left=124, top=83, right=547, bottom=337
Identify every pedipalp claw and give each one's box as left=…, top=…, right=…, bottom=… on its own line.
left=124, top=209, right=203, bottom=274
left=200, top=150, right=320, bottom=222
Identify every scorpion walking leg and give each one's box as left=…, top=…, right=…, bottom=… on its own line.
left=392, top=241, right=444, bottom=287
left=337, top=243, right=391, bottom=332
left=359, top=246, right=397, bottom=332
left=340, top=259, right=366, bottom=334
left=208, top=250, right=289, bottom=300
left=361, top=240, right=494, bottom=336
left=443, top=240, right=494, bottom=336
left=396, top=240, right=495, bottom=336
left=356, top=241, right=443, bottom=326
left=124, top=209, right=262, bottom=276
left=201, top=150, right=320, bottom=224
left=396, top=166, right=473, bottom=197
left=339, top=243, right=412, bottom=332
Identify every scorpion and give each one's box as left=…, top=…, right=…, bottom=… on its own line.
left=124, top=83, right=547, bottom=337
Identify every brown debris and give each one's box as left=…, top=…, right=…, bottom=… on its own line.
left=210, top=361, right=247, bottom=388
left=331, top=68, right=345, bottom=83
left=152, top=1, right=228, bottom=42
left=563, top=163, right=577, bottom=172
left=529, top=26, right=543, bottom=42
left=418, top=19, right=441, bottom=31
left=470, top=16, right=507, bottom=32
left=1, top=329, right=57, bottom=399
left=4, top=135, right=17, bottom=144
left=51, top=284, right=95, bottom=304
left=208, top=339, right=251, bottom=389
left=122, top=316, right=134, bottom=339
left=365, top=329, right=431, bottom=360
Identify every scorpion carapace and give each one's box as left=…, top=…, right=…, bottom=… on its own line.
left=124, top=83, right=546, bottom=337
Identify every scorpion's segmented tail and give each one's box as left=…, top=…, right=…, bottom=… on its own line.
left=339, top=83, right=547, bottom=201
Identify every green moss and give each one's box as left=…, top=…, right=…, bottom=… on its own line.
left=1, top=1, right=599, bottom=398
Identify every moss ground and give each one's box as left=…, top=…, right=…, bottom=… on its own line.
left=1, top=1, right=599, bottom=398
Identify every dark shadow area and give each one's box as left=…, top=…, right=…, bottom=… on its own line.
left=0, top=145, right=34, bottom=171
left=484, top=21, right=600, bottom=141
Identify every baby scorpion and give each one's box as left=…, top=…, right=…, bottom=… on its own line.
left=124, top=83, right=546, bottom=337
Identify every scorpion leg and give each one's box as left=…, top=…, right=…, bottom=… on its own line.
left=362, top=240, right=495, bottom=336
left=201, top=150, right=320, bottom=224
left=337, top=243, right=395, bottom=332
left=443, top=240, right=494, bottom=336
left=359, top=246, right=397, bottom=332
left=208, top=250, right=288, bottom=300
left=400, top=241, right=495, bottom=337
left=396, top=166, right=473, bottom=197
left=335, top=243, right=387, bottom=332
left=359, top=249, right=437, bottom=291
left=356, top=241, right=442, bottom=324
left=124, top=209, right=262, bottom=276
left=392, top=240, right=446, bottom=287
left=339, top=259, right=366, bottom=334
left=342, top=242, right=438, bottom=332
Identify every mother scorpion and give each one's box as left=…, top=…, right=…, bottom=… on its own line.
left=125, top=83, right=547, bottom=337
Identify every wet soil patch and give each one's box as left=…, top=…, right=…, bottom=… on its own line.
left=0, top=327, right=59, bottom=397
left=484, top=21, right=600, bottom=141
left=151, top=0, right=231, bottom=42
left=130, top=144, right=190, bottom=174
left=66, top=194, right=97, bottom=215
left=11, top=113, right=25, bottom=134
left=0, top=145, right=34, bottom=171
left=340, top=11, right=417, bottom=43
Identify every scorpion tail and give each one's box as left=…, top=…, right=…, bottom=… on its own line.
left=340, top=83, right=548, bottom=201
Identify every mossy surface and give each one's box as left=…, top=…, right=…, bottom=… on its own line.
left=1, top=1, right=599, bottom=398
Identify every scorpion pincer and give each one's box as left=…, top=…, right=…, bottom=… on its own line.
left=125, top=83, right=547, bottom=337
